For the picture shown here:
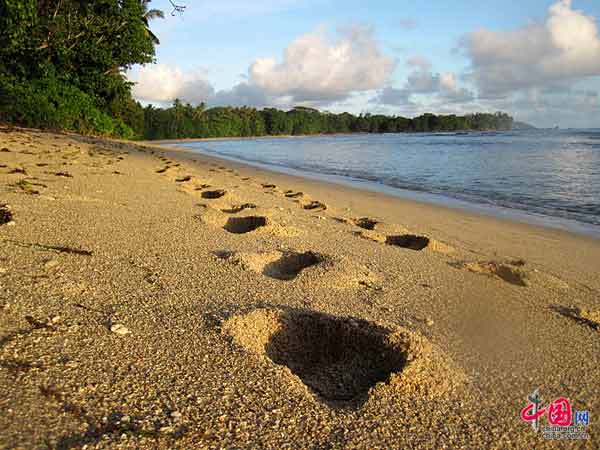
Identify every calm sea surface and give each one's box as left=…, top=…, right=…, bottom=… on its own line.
left=176, top=130, right=600, bottom=236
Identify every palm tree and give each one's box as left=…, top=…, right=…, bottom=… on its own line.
left=141, top=0, right=164, bottom=45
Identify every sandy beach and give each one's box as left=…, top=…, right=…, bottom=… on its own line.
left=0, top=127, right=598, bottom=449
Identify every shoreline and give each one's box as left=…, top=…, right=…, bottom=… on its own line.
left=145, top=133, right=358, bottom=144
left=143, top=127, right=515, bottom=145
left=151, top=140, right=600, bottom=240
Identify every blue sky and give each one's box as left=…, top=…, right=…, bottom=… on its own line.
left=130, top=0, right=600, bottom=127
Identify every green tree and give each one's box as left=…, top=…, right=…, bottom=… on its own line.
left=137, top=103, right=515, bottom=140
left=141, top=0, right=165, bottom=44
left=0, top=0, right=160, bottom=137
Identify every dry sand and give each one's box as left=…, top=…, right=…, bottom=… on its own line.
left=0, top=127, right=598, bottom=449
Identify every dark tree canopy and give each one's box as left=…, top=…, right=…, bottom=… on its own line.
left=141, top=103, right=514, bottom=140
left=0, top=0, right=159, bottom=137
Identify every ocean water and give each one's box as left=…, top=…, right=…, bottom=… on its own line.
left=176, top=129, right=600, bottom=236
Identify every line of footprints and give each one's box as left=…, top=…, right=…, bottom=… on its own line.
left=146, top=149, right=575, bottom=294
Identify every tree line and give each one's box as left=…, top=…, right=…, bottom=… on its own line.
left=141, top=102, right=514, bottom=140
left=0, top=1, right=514, bottom=139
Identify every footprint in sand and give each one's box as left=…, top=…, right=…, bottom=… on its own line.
left=285, top=191, right=304, bottom=199
left=354, top=217, right=379, bottom=230
left=215, top=250, right=324, bottom=281
left=337, top=216, right=382, bottom=231
left=222, top=308, right=459, bottom=407
left=201, top=189, right=227, bottom=199
left=459, top=259, right=570, bottom=289
left=221, top=203, right=257, bottom=214
left=215, top=248, right=380, bottom=291
left=449, top=260, right=528, bottom=286
left=262, top=183, right=277, bottom=189
left=223, top=216, right=269, bottom=234
left=263, top=251, right=324, bottom=280
left=175, top=175, right=192, bottom=183
left=0, top=204, right=14, bottom=225
left=356, top=228, right=453, bottom=254
left=385, top=234, right=430, bottom=251
left=156, top=167, right=169, bottom=174
left=302, top=200, right=327, bottom=211
left=200, top=209, right=299, bottom=237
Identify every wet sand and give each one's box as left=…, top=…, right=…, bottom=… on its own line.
left=0, top=127, right=598, bottom=449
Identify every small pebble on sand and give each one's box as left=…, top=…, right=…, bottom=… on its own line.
left=44, top=259, right=59, bottom=269
left=110, top=324, right=131, bottom=335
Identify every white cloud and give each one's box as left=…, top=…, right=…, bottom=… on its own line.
left=131, top=26, right=395, bottom=108
left=129, top=64, right=277, bottom=107
left=374, top=86, right=411, bottom=106
left=248, top=25, right=396, bottom=103
left=483, top=86, right=600, bottom=127
left=131, top=64, right=214, bottom=105
left=212, top=83, right=269, bottom=107
left=463, top=0, right=600, bottom=97
left=373, top=57, right=473, bottom=107
left=439, top=73, right=458, bottom=93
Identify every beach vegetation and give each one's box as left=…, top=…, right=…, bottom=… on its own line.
left=0, top=0, right=160, bottom=137
left=140, top=103, right=514, bottom=140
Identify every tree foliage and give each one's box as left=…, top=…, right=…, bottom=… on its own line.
left=0, top=0, right=159, bottom=137
left=139, top=103, right=514, bottom=140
